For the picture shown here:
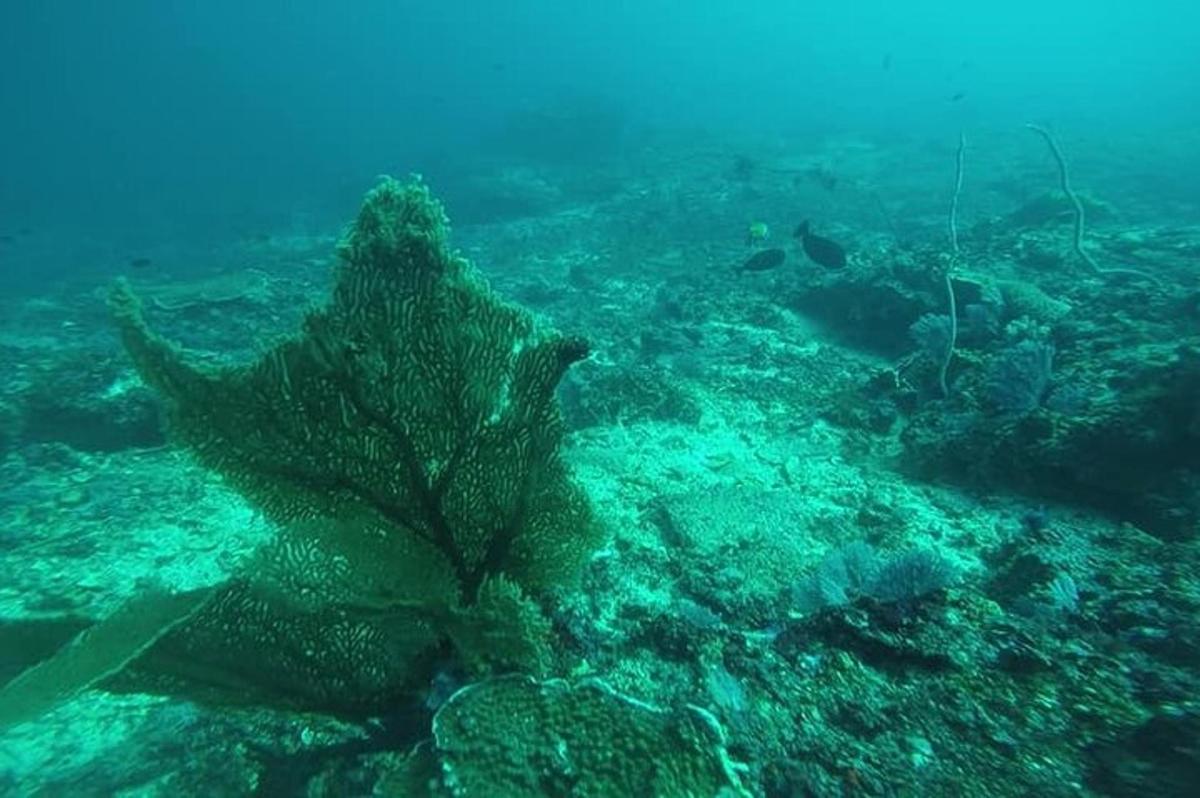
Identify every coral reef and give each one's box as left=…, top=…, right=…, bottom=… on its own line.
left=4, top=132, right=1200, bottom=796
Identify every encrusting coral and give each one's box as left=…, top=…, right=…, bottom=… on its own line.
left=0, top=177, right=602, bottom=724
left=412, top=675, right=751, bottom=797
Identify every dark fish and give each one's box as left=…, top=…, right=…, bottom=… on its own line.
left=737, top=247, right=786, bottom=276
left=0, top=235, right=14, bottom=245
left=949, top=91, right=966, bottom=102
left=794, top=222, right=847, bottom=268
left=128, top=257, right=153, bottom=269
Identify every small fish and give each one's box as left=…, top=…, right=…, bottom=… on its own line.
left=794, top=222, right=847, bottom=268
left=949, top=91, right=966, bottom=102
left=0, top=235, right=14, bottom=245
left=882, top=53, right=893, bottom=71
left=745, top=221, right=770, bottom=246
left=128, top=257, right=153, bottom=269
left=736, top=247, right=786, bottom=276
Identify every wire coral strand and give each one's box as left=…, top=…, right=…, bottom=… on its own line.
left=948, top=132, right=966, bottom=257
left=1025, top=124, right=1159, bottom=283
left=939, top=132, right=965, bottom=398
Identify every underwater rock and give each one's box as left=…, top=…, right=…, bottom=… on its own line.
left=560, top=361, right=702, bottom=429
left=15, top=350, right=163, bottom=452
left=1006, top=191, right=1114, bottom=230
left=1086, top=709, right=1200, bottom=796
left=442, top=166, right=564, bottom=225
left=780, top=245, right=928, bottom=355
left=902, top=339, right=1200, bottom=541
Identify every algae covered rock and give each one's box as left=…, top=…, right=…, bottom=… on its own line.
left=902, top=338, right=1200, bottom=541
left=425, top=675, right=750, bottom=797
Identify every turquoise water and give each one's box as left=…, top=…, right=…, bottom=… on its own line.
left=1, top=3, right=1198, bottom=796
